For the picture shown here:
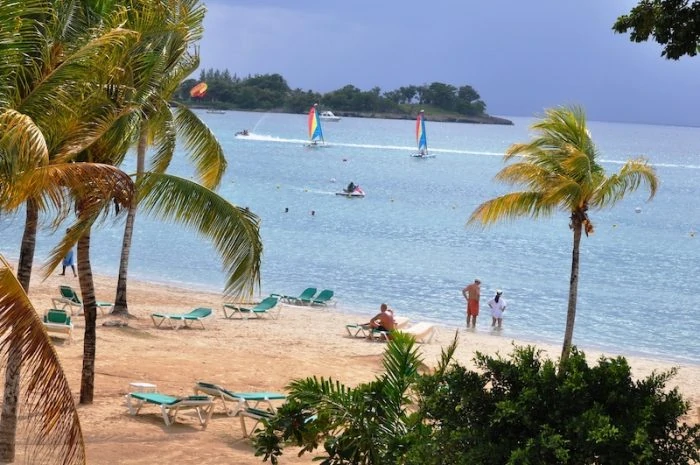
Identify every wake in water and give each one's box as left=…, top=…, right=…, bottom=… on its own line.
left=235, top=132, right=503, bottom=157
left=236, top=133, right=700, bottom=169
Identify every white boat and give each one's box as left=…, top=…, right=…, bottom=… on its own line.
left=206, top=109, right=226, bottom=114
left=319, top=111, right=341, bottom=122
left=411, top=110, right=436, bottom=158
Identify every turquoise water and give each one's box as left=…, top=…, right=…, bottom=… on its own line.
left=1, top=110, right=699, bottom=363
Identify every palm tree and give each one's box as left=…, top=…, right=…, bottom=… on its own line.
left=111, top=0, right=238, bottom=315
left=254, top=333, right=427, bottom=464
left=468, top=106, right=658, bottom=369
left=0, top=255, right=85, bottom=465
left=0, top=1, right=142, bottom=459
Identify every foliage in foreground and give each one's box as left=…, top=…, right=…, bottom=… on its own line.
left=410, top=345, right=700, bottom=465
left=253, top=337, right=700, bottom=464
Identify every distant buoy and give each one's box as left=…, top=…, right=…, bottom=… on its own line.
left=330, top=178, right=336, bottom=183
left=276, top=185, right=280, bottom=189
left=635, top=207, right=642, bottom=213
left=304, top=189, right=308, bottom=192
left=342, top=158, right=348, bottom=162
left=612, top=224, right=617, bottom=228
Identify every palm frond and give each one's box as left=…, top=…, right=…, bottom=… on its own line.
left=590, top=158, right=658, bottom=209
left=147, top=101, right=176, bottom=175
left=136, top=172, right=261, bottom=297
left=468, top=191, right=555, bottom=226
left=0, top=255, right=86, bottom=465
left=173, top=105, right=226, bottom=189
left=382, top=333, right=422, bottom=399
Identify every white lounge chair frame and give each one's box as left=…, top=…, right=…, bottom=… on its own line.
left=125, top=393, right=214, bottom=428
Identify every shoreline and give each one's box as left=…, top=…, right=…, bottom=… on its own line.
left=15, top=267, right=700, bottom=464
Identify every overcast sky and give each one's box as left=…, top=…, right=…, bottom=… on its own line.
left=198, top=0, right=700, bottom=126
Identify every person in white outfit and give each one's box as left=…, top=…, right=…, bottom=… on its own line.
left=488, top=290, right=507, bottom=329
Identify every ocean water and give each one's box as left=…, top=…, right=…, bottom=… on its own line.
left=1, top=110, right=698, bottom=364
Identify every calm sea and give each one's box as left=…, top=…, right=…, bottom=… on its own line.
left=1, top=110, right=699, bottom=364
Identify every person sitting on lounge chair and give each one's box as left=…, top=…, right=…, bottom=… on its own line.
left=365, top=303, right=395, bottom=339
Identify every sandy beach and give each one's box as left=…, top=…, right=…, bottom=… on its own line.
left=24, top=272, right=700, bottom=465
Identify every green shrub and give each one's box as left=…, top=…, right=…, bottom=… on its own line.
left=408, top=345, right=700, bottom=465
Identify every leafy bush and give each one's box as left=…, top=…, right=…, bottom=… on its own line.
left=408, top=345, right=700, bottom=465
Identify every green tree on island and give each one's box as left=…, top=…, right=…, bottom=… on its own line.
left=468, top=106, right=659, bottom=369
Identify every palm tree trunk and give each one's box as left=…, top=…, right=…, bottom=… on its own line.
left=0, top=199, right=38, bottom=463
left=77, top=229, right=97, bottom=404
left=112, top=126, right=147, bottom=315
left=560, top=218, right=583, bottom=371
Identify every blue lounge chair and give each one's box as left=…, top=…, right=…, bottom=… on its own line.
left=150, top=307, right=212, bottom=329
left=125, top=392, right=214, bottom=428
left=271, top=287, right=316, bottom=305
left=222, top=296, right=281, bottom=320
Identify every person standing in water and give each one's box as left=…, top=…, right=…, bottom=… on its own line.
left=462, top=278, right=481, bottom=328
left=488, top=290, right=507, bottom=329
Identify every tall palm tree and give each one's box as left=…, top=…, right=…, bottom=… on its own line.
left=111, top=0, right=239, bottom=315
left=0, top=255, right=85, bottom=465
left=468, top=106, right=658, bottom=369
left=0, top=1, right=142, bottom=460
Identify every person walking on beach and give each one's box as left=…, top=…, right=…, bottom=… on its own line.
left=462, top=278, right=481, bottom=328
left=60, top=229, right=77, bottom=277
left=488, top=290, right=507, bottom=329
left=61, top=248, right=77, bottom=277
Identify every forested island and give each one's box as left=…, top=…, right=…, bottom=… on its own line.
left=174, top=70, right=513, bottom=125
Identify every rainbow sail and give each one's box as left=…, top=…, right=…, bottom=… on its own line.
left=416, top=110, right=428, bottom=155
left=308, top=104, right=324, bottom=144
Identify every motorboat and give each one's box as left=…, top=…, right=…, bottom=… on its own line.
left=235, top=129, right=249, bottom=137
left=206, top=109, right=226, bottom=114
left=319, top=111, right=341, bottom=122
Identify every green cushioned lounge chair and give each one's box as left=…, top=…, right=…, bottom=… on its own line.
left=270, top=287, right=316, bottom=305
left=194, top=381, right=286, bottom=416
left=307, top=289, right=335, bottom=307
left=222, top=296, right=281, bottom=320
left=125, top=392, right=214, bottom=428
left=51, top=285, right=114, bottom=316
left=42, top=308, right=74, bottom=343
left=150, top=307, right=212, bottom=329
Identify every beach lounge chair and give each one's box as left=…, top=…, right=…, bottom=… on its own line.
left=371, top=321, right=437, bottom=343
left=270, top=287, right=316, bottom=305
left=304, top=289, right=335, bottom=307
left=125, top=392, right=214, bottom=428
left=345, top=316, right=410, bottom=338
left=222, top=296, right=280, bottom=320
left=194, top=381, right=286, bottom=416
left=238, top=406, right=276, bottom=437
left=399, top=322, right=438, bottom=343
left=51, top=285, right=113, bottom=316
left=150, top=307, right=212, bottom=329
left=42, top=308, right=73, bottom=343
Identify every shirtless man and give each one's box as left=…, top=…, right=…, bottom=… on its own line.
left=366, top=303, right=395, bottom=339
left=462, top=279, right=481, bottom=328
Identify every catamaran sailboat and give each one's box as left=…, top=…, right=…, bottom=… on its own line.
left=411, top=110, right=435, bottom=158
left=307, top=103, right=325, bottom=147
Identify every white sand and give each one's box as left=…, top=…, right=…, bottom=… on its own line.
left=24, top=272, right=700, bottom=464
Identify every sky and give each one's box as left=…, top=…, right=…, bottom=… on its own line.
left=198, top=0, right=700, bottom=126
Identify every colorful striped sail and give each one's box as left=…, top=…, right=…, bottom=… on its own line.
left=308, top=104, right=324, bottom=144
left=416, top=110, right=427, bottom=155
